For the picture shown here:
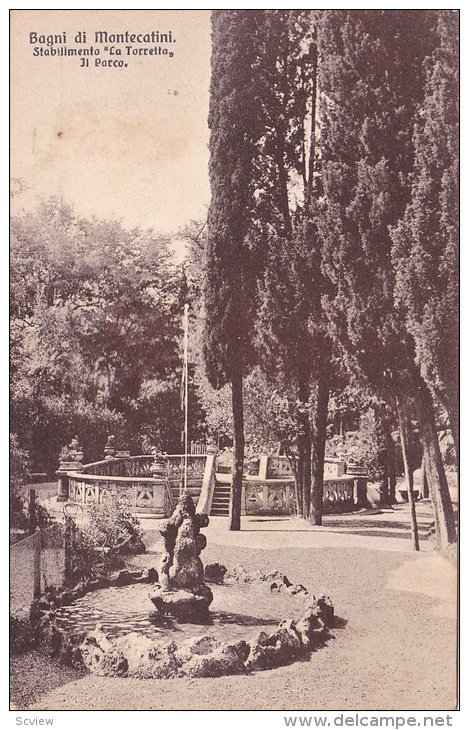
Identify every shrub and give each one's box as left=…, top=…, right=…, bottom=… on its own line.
left=65, top=499, right=145, bottom=584
left=86, top=499, right=144, bottom=555
left=10, top=616, right=38, bottom=654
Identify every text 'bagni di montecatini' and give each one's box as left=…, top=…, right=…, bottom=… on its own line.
left=29, top=31, right=174, bottom=47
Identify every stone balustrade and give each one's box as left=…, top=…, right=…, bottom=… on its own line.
left=59, top=438, right=364, bottom=518
left=239, top=475, right=355, bottom=515
left=60, top=445, right=206, bottom=517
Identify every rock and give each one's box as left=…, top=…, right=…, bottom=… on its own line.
left=95, top=650, right=128, bottom=677
left=88, top=577, right=108, bottom=591
left=184, top=649, right=246, bottom=678
left=315, top=595, right=335, bottom=628
left=270, top=575, right=292, bottom=593
left=204, top=563, right=227, bottom=584
left=141, top=567, right=158, bottom=583
left=114, top=633, right=180, bottom=679
left=259, top=570, right=289, bottom=584
left=288, top=584, right=309, bottom=597
left=278, top=618, right=299, bottom=633
left=294, top=606, right=327, bottom=648
left=245, top=626, right=302, bottom=671
left=180, top=635, right=220, bottom=655
left=112, top=570, right=131, bottom=587
left=221, top=639, right=250, bottom=663
left=225, top=565, right=251, bottom=582
left=150, top=585, right=213, bottom=620
left=80, top=625, right=128, bottom=677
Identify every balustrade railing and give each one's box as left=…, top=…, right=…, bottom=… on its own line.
left=62, top=447, right=360, bottom=518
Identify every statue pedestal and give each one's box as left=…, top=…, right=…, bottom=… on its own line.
left=149, top=584, right=213, bottom=621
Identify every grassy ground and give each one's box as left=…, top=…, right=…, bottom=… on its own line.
left=10, top=501, right=457, bottom=711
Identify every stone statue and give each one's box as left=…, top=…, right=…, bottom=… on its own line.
left=150, top=493, right=213, bottom=620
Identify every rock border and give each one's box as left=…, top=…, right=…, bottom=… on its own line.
left=31, top=562, right=335, bottom=679
left=30, top=567, right=158, bottom=666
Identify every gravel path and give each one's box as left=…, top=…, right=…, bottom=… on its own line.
left=11, top=503, right=457, bottom=711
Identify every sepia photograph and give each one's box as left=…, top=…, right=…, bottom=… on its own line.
left=9, top=7, right=459, bottom=718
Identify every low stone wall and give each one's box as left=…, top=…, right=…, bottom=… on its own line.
left=10, top=531, right=41, bottom=620
left=238, top=476, right=356, bottom=515
left=40, top=523, right=66, bottom=594
left=10, top=524, right=66, bottom=620
left=68, top=473, right=170, bottom=516
left=65, top=454, right=206, bottom=517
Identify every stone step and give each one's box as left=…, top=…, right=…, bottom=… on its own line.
left=210, top=483, right=231, bottom=515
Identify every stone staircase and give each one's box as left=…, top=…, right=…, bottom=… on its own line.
left=210, top=481, right=231, bottom=516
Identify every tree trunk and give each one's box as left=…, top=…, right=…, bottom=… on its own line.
left=284, top=448, right=302, bottom=517
left=310, top=365, right=330, bottom=525
left=421, top=455, right=429, bottom=498
left=388, top=472, right=397, bottom=505
left=383, top=426, right=397, bottom=504
left=396, top=397, right=419, bottom=551
left=297, top=379, right=312, bottom=519
left=413, top=374, right=456, bottom=547
left=445, top=395, right=459, bottom=466
left=229, top=370, right=244, bottom=531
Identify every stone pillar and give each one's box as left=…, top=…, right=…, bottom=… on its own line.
left=56, top=467, right=69, bottom=502
left=57, top=437, right=84, bottom=502
left=206, top=440, right=217, bottom=458
left=240, top=483, right=247, bottom=516
left=258, top=453, right=269, bottom=480
left=151, top=451, right=169, bottom=513
left=104, top=434, right=116, bottom=460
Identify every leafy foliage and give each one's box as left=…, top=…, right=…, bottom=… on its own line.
left=390, top=12, right=458, bottom=449
left=10, top=616, right=38, bottom=655
left=86, top=500, right=144, bottom=554
left=317, top=10, right=436, bottom=389
left=204, top=10, right=264, bottom=388
left=66, top=500, right=144, bottom=583
left=11, top=199, right=187, bottom=471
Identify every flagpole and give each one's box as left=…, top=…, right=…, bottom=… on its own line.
left=183, top=303, right=189, bottom=494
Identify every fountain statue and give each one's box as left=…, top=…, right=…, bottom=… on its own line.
left=149, top=493, right=213, bottom=620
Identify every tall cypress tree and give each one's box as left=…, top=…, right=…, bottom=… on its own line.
left=204, top=10, right=261, bottom=530
left=391, top=11, right=459, bottom=460
left=317, top=10, right=456, bottom=546
left=253, top=10, right=313, bottom=518
left=253, top=10, right=334, bottom=522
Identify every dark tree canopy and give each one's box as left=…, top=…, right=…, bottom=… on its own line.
left=204, top=10, right=263, bottom=389
left=390, top=11, right=459, bottom=450
left=317, top=10, right=437, bottom=389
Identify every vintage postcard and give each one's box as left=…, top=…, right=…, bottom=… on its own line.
left=9, top=7, right=459, bottom=722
